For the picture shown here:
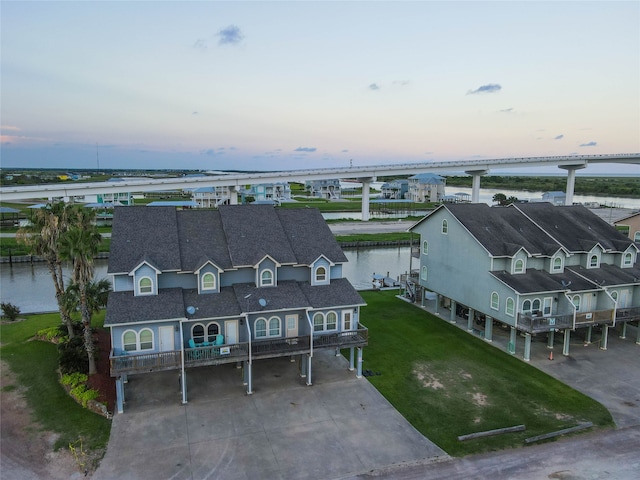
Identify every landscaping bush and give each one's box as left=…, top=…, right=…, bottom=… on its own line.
left=1, top=302, right=21, bottom=321
left=58, top=336, right=89, bottom=375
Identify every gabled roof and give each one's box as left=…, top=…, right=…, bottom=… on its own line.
left=568, top=263, right=640, bottom=288
left=177, top=210, right=232, bottom=271
left=408, top=173, right=445, bottom=184
left=299, top=277, right=366, bottom=309
left=491, top=268, right=597, bottom=295
left=105, top=288, right=185, bottom=325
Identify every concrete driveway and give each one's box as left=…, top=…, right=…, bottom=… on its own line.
left=93, top=350, right=447, bottom=480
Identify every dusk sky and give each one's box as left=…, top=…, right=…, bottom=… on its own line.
left=1, top=1, right=639, bottom=174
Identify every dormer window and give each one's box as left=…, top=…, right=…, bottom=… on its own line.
left=202, top=272, right=216, bottom=290
left=315, top=266, right=327, bottom=283
left=422, top=240, right=428, bottom=255
left=622, top=252, right=633, bottom=268
left=589, top=254, right=599, bottom=269
left=138, top=277, right=153, bottom=295
left=552, top=256, right=563, bottom=273
left=514, top=258, right=525, bottom=274
left=261, top=269, right=274, bottom=286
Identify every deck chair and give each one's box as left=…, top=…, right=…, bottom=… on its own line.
left=188, top=338, right=202, bottom=359
left=215, top=334, right=224, bottom=346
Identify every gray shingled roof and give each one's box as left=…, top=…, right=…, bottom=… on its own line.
left=299, top=278, right=366, bottom=309
left=233, top=281, right=311, bottom=313
left=176, top=210, right=232, bottom=271
left=105, top=288, right=185, bottom=325
left=182, top=288, right=242, bottom=319
left=491, top=268, right=597, bottom=294
left=567, top=263, right=640, bottom=288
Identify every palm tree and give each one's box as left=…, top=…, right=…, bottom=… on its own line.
left=16, top=202, right=76, bottom=337
left=492, top=193, right=507, bottom=205
left=59, top=212, right=102, bottom=375
left=63, top=278, right=111, bottom=341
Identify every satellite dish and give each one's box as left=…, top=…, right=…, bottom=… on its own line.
left=186, top=306, right=196, bottom=315
left=258, top=298, right=267, bottom=307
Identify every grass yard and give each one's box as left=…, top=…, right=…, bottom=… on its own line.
left=0, top=312, right=111, bottom=452
left=357, top=290, right=614, bottom=456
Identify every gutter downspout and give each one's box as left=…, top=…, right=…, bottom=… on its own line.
left=180, top=319, right=187, bottom=404
left=244, top=314, right=252, bottom=394
left=603, top=288, right=617, bottom=327
left=564, top=292, right=577, bottom=329
left=305, top=309, right=314, bottom=386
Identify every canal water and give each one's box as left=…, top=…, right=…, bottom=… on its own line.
left=0, top=247, right=412, bottom=313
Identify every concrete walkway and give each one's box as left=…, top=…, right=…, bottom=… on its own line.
left=93, top=350, right=447, bottom=480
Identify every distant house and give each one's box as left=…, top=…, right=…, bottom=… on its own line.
left=191, top=186, right=233, bottom=208
left=409, top=203, right=640, bottom=360
left=615, top=211, right=640, bottom=243
left=381, top=179, right=409, bottom=199
left=306, top=179, right=341, bottom=199
left=105, top=205, right=367, bottom=413
left=246, top=183, right=291, bottom=203
left=408, top=174, right=446, bottom=203
left=541, top=191, right=566, bottom=206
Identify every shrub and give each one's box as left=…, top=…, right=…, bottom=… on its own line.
left=37, top=326, right=66, bottom=343
left=1, top=302, right=21, bottom=321
left=70, top=384, right=100, bottom=407
left=58, top=336, right=88, bottom=375
left=61, top=372, right=88, bottom=388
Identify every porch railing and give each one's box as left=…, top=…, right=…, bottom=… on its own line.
left=251, top=335, right=311, bottom=358
left=517, top=313, right=574, bottom=333
left=184, top=342, right=249, bottom=366
left=313, top=324, right=368, bottom=349
left=109, top=349, right=182, bottom=376
left=575, top=309, right=614, bottom=327
left=616, top=306, right=640, bottom=323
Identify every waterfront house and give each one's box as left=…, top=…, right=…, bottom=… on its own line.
left=105, top=205, right=367, bottom=413
left=306, top=179, right=341, bottom=199
left=614, top=211, right=640, bottom=243
left=541, top=191, right=566, bottom=206
left=381, top=179, right=409, bottom=199
left=245, top=183, right=292, bottom=204
left=409, top=203, right=640, bottom=360
left=191, top=186, right=233, bottom=208
left=408, top=173, right=446, bottom=203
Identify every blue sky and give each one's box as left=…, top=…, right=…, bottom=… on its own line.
left=1, top=1, right=639, bottom=174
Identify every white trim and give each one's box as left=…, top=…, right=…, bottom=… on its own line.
left=490, top=291, right=499, bottom=311
left=137, top=276, right=154, bottom=295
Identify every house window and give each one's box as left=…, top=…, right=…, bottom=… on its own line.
left=522, top=299, right=532, bottom=314
left=192, top=324, right=205, bottom=344
left=313, top=313, right=324, bottom=332
left=207, top=323, right=220, bottom=343
left=572, top=295, right=581, bottom=311
left=491, top=292, right=499, bottom=311
left=441, top=219, right=448, bottom=234
left=611, top=291, right=618, bottom=303
left=202, top=272, right=216, bottom=290
left=589, top=254, right=599, bottom=268
left=505, top=298, right=515, bottom=317
left=421, top=266, right=428, bottom=281
left=634, top=231, right=640, bottom=242
left=552, top=257, right=563, bottom=272
left=622, top=252, right=633, bottom=267
left=315, top=266, right=327, bottom=283
left=123, top=331, right=137, bottom=352
left=343, top=310, right=353, bottom=330
left=138, top=276, right=152, bottom=294
left=139, top=329, right=153, bottom=350
left=255, top=318, right=267, bottom=338
left=532, top=298, right=541, bottom=313
left=514, top=259, right=524, bottom=274
left=268, top=317, right=281, bottom=336
left=313, top=312, right=337, bottom=332
left=260, top=269, right=274, bottom=286
left=422, top=240, right=428, bottom=255
left=326, top=312, right=337, bottom=330
left=543, top=297, right=553, bottom=315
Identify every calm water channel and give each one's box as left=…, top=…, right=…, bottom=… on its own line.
left=0, top=247, right=411, bottom=313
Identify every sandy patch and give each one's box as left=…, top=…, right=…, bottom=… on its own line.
left=413, top=364, right=444, bottom=390
left=471, top=391, right=489, bottom=407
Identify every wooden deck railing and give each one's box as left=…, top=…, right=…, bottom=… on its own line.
left=109, top=350, right=182, bottom=376
left=517, top=313, right=574, bottom=333
left=313, top=325, right=369, bottom=349
left=251, top=336, right=311, bottom=358
left=575, top=309, right=614, bottom=327
left=616, top=306, right=640, bottom=323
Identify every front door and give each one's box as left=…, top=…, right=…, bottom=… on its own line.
left=286, top=314, right=298, bottom=337
left=159, top=326, right=174, bottom=352
left=342, top=310, right=354, bottom=331
left=225, top=320, right=238, bottom=344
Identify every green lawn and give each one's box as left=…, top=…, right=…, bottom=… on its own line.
left=356, top=290, right=613, bottom=456
left=0, top=312, right=111, bottom=453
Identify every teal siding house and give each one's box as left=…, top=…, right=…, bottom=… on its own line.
left=105, top=205, right=367, bottom=413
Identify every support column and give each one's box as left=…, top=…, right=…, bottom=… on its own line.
left=585, top=326, right=593, bottom=345
left=349, top=347, right=355, bottom=371
left=547, top=330, right=555, bottom=349
left=600, top=325, right=609, bottom=351
left=299, top=354, right=307, bottom=377
left=361, top=180, right=371, bottom=221
left=467, top=308, right=474, bottom=331
left=620, top=322, right=627, bottom=339
left=229, top=186, right=239, bottom=205
left=524, top=333, right=532, bottom=362
left=434, top=294, right=439, bottom=314
left=559, top=164, right=585, bottom=205
left=484, top=316, right=493, bottom=342
left=115, top=377, right=125, bottom=414
left=465, top=170, right=488, bottom=204
left=335, top=347, right=340, bottom=357
left=356, top=347, right=363, bottom=378
left=306, top=354, right=312, bottom=386
left=563, top=329, right=571, bottom=356
left=636, top=321, right=640, bottom=345
left=508, top=327, right=517, bottom=355
left=450, top=300, right=457, bottom=323
left=246, top=361, right=253, bottom=394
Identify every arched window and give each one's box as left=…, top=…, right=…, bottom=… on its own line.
left=261, top=269, right=273, bottom=286
left=522, top=299, right=532, bottom=314
left=202, top=272, right=216, bottom=290
left=635, top=231, right=640, bottom=242
left=589, top=254, right=599, bottom=268
left=326, top=312, right=337, bottom=330
left=514, top=259, right=524, bottom=274
left=552, top=256, right=563, bottom=272
left=421, top=266, right=428, bottom=281
left=532, top=298, right=541, bottom=313
left=422, top=240, right=428, bottom=255
left=268, top=317, right=281, bottom=336
left=441, top=219, right=448, bottom=234
left=313, top=313, right=324, bottom=332
left=139, top=329, right=153, bottom=350
left=207, top=323, right=220, bottom=343
left=139, top=277, right=152, bottom=294
left=255, top=318, right=267, bottom=338
left=572, top=295, right=581, bottom=312
left=315, top=266, right=327, bottom=282
left=622, top=252, right=633, bottom=267
left=123, top=331, right=137, bottom=351
left=491, top=292, right=499, bottom=310
left=192, top=324, right=205, bottom=344
left=505, top=298, right=515, bottom=316
left=611, top=291, right=618, bottom=303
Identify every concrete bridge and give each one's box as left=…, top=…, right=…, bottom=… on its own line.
left=1, top=153, right=639, bottom=220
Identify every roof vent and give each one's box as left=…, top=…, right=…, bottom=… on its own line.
left=186, top=306, right=197, bottom=315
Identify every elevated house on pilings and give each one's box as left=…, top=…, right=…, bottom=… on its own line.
left=409, top=203, right=640, bottom=361
left=105, top=205, right=367, bottom=413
